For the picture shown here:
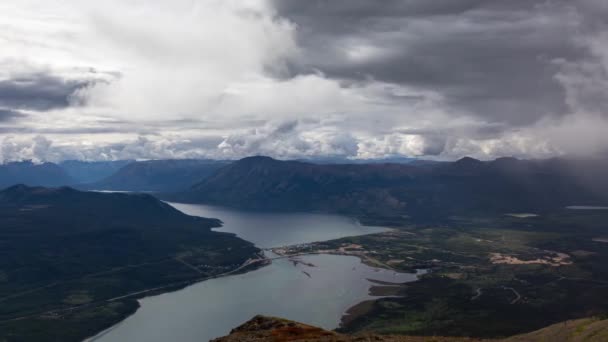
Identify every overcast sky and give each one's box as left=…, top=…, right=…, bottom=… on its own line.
left=1, top=0, right=608, bottom=162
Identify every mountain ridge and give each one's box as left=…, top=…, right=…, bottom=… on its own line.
left=0, top=161, right=73, bottom=189
left=0, top=185, right=259, bottom=342
left=175, top=156, right=608, bottom=219
left=59, top=160, right=133, bottom=183
left=86, top=159, right=230, bottom=192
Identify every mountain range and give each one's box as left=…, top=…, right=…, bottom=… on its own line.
left=0, top=159, right=230, bottom=192
left=0, top=161, right=73, bottom=189
left=59, top=160, right=133, bottom=184
left=2, top=156, right=608, bottom=221
left=86, top=159, right=230, bottom=192
left=177, top=156, right=608, bottom=220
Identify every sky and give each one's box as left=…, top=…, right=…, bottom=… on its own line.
left=1, top=0, right=608, bottom=162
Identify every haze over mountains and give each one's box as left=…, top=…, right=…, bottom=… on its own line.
left=179, top=156, right=608, bottom=220
left=1, top=156, right=607, bottom=221
left=0, top=159, right=228, bottom=191
left=0, top=161, right=73, bottom=189
left=87, top=159, right=230, bottom=192
left=59, top=160, right=133, bottom=184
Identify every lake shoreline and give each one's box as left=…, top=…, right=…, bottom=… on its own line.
left=85, top=251, right=415, bottom=341
left=83, top=255, right=270, bottom=341
left=88, top=203, right=419, bottom=342
left=84, top=246, right=419, bottom=342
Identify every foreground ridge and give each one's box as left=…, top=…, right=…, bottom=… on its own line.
left=211, top=315, right=484, bottom=342
left=212, top=315, right=608, bottom=342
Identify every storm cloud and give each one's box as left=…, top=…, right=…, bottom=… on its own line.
left=273, top=0, right=585, bottom=125
left=0, top=73, right=90, bottom=111
left=0, top=0, right=607, bottom=161
left=0, top=109, right=25, bottom=122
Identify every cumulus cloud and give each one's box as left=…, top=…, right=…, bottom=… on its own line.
left=218, top=120, right=364, bottom=159
left=273, top=0, right=579, bottom=124
left=1, top=135, right=55, bottom=163
left=0, top=0, right=607, bottom=161
left=72, top=0, right=298, bottom=121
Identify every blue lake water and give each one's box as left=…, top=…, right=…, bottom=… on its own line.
left=89, top=203, right=419, bottom=342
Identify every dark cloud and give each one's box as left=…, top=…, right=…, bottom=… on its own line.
left=419, top=134, right=447, bottom=156
left=0, top=73, right=90, bottom=111
left=273, top=0, right=588, bottom=127
left=0, top=120, right=143, bottom=135
left=0, top=109, right=25, bottom=122
left=3, top=1, right=608, bottom=161
left=272, top=0, right=484, bottom=22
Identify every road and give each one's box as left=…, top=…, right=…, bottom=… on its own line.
left=0, top=257, right=268, bottom=324
left=0, top=258, right=172, bottom=304
left=501, top=286, right=522, bottom=304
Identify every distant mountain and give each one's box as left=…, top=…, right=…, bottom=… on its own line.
left=0, top=184, right=193, bottom=223
left=297, top=156, right=420, bottom=165
left=86, top=159, right=231, bottom=192
left=59, top=160, right=134, bottom=183
left=0, top=161, right=73, bottom=189
left=0, top=185, right=259, bottom=342
left=178, top=156, right=608, bottom=219
left=181, top=156, right=425, bottom=214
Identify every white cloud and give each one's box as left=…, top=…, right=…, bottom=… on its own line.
left=1, top=1, right=608, bottom=161
left=72, top=0, right=298, bottom=120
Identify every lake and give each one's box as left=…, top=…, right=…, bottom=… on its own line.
left=170, top=203, right=389, bottom=248
left=89, top=203, right=420, bottom=342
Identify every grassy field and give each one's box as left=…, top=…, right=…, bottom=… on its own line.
left=279, top=209, right=608, bottom=338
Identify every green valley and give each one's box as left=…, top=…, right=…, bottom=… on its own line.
left=272, top=209, right=608, bottom=338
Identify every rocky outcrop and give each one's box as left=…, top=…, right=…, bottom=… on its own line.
left=211, top=315, right=485, bottom=342
left=213, top=315, right=608, bottom=342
